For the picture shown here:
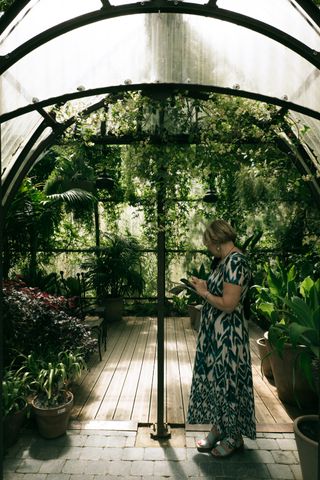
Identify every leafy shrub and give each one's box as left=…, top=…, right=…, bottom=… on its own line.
left=3, top=280, right=97, bottom=367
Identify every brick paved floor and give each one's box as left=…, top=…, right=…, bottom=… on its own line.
left=3, top=425, right=303, bottom=480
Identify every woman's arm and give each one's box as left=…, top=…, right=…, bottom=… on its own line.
left=191, top=277, right=242, bottom=313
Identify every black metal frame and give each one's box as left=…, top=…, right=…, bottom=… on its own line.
left=2, top=83, right=320, bottom=124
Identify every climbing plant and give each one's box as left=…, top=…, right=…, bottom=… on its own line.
left=4, top=90, right=320, bottom=285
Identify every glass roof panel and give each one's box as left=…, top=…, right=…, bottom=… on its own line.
left=0, top=0, right=102, bottom=51
left=217, top=0, right=320, bottom=49
left=1, top=111, right=44, bottom=175
left=1, top=14, right=319, bottom=118
left=2, top=124, right=53, bottom=206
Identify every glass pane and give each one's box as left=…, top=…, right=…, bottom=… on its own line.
left=0, top=0, right=102, bottom=51
left=1, top=111, right=44, bottom=175
left=2, top=14, right=319, bottom=118
left=218, top=0, right=320, bottom=49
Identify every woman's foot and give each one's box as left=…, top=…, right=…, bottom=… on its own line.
left=196, top=427, right=221, bottom=452
left=211, top=436, right=244, bottom=458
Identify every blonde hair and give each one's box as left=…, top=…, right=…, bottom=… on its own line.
left=203, top=219, right=237, bottom=245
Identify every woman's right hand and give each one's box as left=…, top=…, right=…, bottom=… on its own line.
left=191, top=276, right=208, bottom=298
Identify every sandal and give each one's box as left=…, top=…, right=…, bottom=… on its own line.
left=211, top=436, right=244, bottom=458
left=196, top=428, right=221, bottom=452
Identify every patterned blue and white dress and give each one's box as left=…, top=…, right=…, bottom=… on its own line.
left=187, top=252, right=256, bottom=440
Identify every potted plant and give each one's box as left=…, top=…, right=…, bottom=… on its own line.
left=23, top=350, right=86, bottom=439
left=2, top=366, right=30, bottom=448
left=82, top=234, right=145, bottom=322
left=2, top=280, right=98, bottom=368
left=267, top=276, right=319, bottom=408
left=252, top=261, right=298, bottom=380
left=178, top=262, right=208, bottom=331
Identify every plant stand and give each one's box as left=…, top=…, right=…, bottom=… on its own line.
left=293, top=415, right=319, bottom=480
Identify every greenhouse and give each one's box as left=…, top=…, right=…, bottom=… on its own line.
left=1, top=1, right=319, bottom=478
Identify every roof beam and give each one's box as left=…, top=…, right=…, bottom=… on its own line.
left=2, top=83, right=320, bottom=125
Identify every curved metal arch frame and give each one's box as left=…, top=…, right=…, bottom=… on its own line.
left=1, top=0, right=320, bottom=75
left=2, top=85, right=320, bottom=210
left=2, top=83, right=320, bottom=125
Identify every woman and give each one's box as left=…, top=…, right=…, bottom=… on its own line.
left=187, top=219, right=256, bottom=458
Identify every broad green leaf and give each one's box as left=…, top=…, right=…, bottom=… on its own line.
left=285, top=297, right=313, bottom=327
left=288, top=323, right=314, bottom=347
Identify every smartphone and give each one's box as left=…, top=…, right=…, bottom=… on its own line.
left=180, top=278, right=195, bottom=289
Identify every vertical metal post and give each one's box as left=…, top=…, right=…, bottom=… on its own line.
left=151, top=119, right=171, bottom=438
left=94, top=202, right=100, bottom=249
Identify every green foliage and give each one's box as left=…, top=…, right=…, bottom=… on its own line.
left=2, top=367, right=30, bottom=416
left=5, top=91, right=319, bottom=297
left=3, top=178, right=62, bottom=278
left=252, top=259, right=298, bottom=327
left=82, top=234, right=145, bottom=298
left=269, top=277, right=320, bottom=354
left=21, top=351, right=86, bottom=408
left=2, top=281, right=97, bottom=366
left=0, top=0, right=14, bottom=11
left=253, top=260, right=319, bottom=390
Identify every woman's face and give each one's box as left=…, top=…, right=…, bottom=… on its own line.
left=203, top=234, right=221, bottom=258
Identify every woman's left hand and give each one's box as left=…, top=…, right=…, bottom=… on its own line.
left=190, top=276, right=208, bottom=297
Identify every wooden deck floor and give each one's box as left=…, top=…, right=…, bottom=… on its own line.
left=72, top=316, right=300, bottom=432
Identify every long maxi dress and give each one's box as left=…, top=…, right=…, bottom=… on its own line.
left=186, top=252, right=256, bottom=440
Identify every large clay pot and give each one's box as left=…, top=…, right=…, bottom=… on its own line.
left=187, top=304, right=202, bottom=331
left=265, top=333, right=318, bottom=408
left=102, top=297, right=124, bottom=322
left=32, top=391, right=74, bottom=439
left=256, top=337, right=273, bottom=379
left=293, top=415, right=319, bottom=480
left=3, top=404, right=28, bottom=448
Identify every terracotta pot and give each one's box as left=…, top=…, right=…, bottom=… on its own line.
left=102, top=297, right=124, bottom=322
left=187, top=304, right=202, bottom=331
left=293, top=415, right=319, bottom=480
left=256, top=337, right=273, bottom=379
left=265, top=333, right=318, bottom=408
left=3, top=405, right=28, bottom=448
left=32, top=391, right=74, bottom=439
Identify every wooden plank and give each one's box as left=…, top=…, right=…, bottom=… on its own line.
left=166, top=318, right=184, bottom=424
left=80, top=319, right=138, bottom=420
left=96, top=317, right=143, bottom=420
left=252, top=369, right=293, bottom=423
left=254, top=388, right=277, bottom=424
left=71, top=316, right=295, bottom=429
left=175, top=317, right=193, bottom=420
left=184, top=317, right=197, bottom=367
left=72, top=320, right=127, bottom=419
left=149, top=358, right=158, bottom=423
left=69, top=420, right=138, bottom=431
left=113, top=318, right=150, bottom=420
left=131, top=318, right=157, bottom=423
